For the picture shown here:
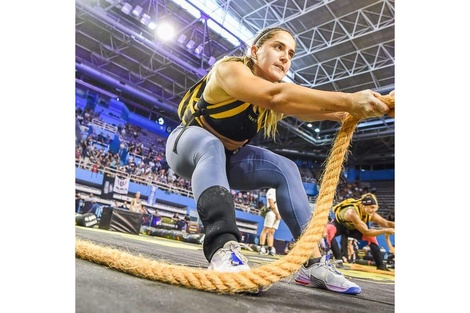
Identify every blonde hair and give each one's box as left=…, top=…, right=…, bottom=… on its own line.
left=209, top=27, right=295, bottom=139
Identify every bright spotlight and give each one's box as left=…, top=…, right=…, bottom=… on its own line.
left=156, top=23, right=175, bottom=41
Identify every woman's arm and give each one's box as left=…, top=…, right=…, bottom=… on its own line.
left=206, top=61, right=390, bottom=121
left=371, top=212, right=395, bottom=228
left=345, top=209, right=394, bottom=237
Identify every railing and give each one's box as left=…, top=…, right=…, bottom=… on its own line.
left=75, top=161, right=261, bottom=215
left=91, top=118, right=118, bottom=133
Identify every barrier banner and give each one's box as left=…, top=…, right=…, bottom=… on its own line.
left=101, top=173, right=115, bottom=199
left=99, top=207, right=142, bottom=235
left=75, top=213, right=98, bottom=227
left=113, top=175, right=130, bottom=195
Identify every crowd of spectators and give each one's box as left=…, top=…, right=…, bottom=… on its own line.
left=76, top=107, right=270, bottom=212
left=75, top=106, right=394, bottom=217
left=335, top=181, right=373, bottom=203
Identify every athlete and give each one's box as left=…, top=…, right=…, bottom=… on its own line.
left=326, top=193, right=395, bottom=271
left=165, top=26, right=393, bottom=295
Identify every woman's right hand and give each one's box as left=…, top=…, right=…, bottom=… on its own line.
left=348, top=89, right=391, bottom=120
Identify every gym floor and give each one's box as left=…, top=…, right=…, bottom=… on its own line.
left=75, top=226, right=395, bottom=313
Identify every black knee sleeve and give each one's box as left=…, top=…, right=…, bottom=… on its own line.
left=330, top=237, right=342, bottom=260
left=340, top=235, right=349, bottom=259
left=197, top=186, right=241, bottom=261
left=369, top=242, right=384, bottom=266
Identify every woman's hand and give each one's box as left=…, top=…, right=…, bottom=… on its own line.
left=348, top=89, right=391, bottom=120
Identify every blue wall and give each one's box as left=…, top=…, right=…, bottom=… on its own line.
left=302, top=182, right=318, bottom=196
left=76, top=95, right=87, bottom=110
left=346, top=168, right=395, bottom=182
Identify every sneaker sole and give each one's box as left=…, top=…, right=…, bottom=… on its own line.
left=294, top=278, right=361, bottom=295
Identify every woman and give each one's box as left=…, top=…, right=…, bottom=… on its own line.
left=165, top=26, right=392, bottom=295
left=326, top=193, right=395, bottom=271
left=129, top=191, right=144, bottom=213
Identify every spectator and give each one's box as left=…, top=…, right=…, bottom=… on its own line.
left=129, top=191, right=146, bottom=214
left=75, top=192, right=84, bottom=213
left=259, top=188, right=281, bottom=256
left=347, top=237, right=359, bottom=263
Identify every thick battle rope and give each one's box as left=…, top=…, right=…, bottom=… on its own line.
left=348, top=263, right=395, bottom=276
left=76, top=95, right=395, bottom=294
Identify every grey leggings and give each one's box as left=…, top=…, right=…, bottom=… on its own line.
left=166, top=124, right=313, bottom=240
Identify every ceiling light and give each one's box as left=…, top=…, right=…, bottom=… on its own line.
left=132, top=5, right=143, bottom=17
left=140, top=14, right=151, bottom=26
left=121, top=3, right=132, bottom=15
left=156, top=23, right=175, bottom=41
left=186, top=40, right=195, bottom=50
left=177, top=34, right=187, bottom=44
left=208, top=56, right=216, bottom=66
left=148, top=21, right=157, bottom=30
left=194, top=44, right=203, bottom=55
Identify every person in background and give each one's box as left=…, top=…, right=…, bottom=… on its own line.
left=120, top=201, right=130, bottom=210
left=347, top=237, right=359, bottom=263
left=75, top=192, right=84, bottom=214
left=326, top=193, right=394, bottom=271
left=259, top=188, right=281, bottom=256
left=129, top=191, right=146, bottom=214
left=165, top=26, right=393, bottom=295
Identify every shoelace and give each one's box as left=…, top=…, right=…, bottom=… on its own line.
left=237, top=242, right=254, bottom=252
left=220, top=242, right=248, bottom=266
left=324, top=254, right=343, bottom=276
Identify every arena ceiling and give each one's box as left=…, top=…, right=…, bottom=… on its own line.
left=75, top=0, right=395, bottom=169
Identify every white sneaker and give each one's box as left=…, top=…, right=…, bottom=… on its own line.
left=208, top=241, right=250, bottom=272
left=259, top=246, right=267, bottom=255
left=294, top=254, right=361, bottom=295
left=268, top=247, right=276, bottom=256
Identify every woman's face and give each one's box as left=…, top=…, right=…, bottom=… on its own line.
left=251, top=30, right=296, bottom=82
left=363, top=205, right=378, bottom=215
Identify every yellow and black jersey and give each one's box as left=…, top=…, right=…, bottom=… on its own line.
left=178, top=75, right=263, bottom=151
left=332, top=198, right=371, bottom=230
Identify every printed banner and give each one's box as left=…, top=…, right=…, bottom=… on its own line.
left=113, top=175, right=130, bottom=195
left=101, top=173, right=115, bottom=200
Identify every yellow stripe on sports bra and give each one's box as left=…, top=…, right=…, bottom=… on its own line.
left=209, top=102, right=251, bottom=119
